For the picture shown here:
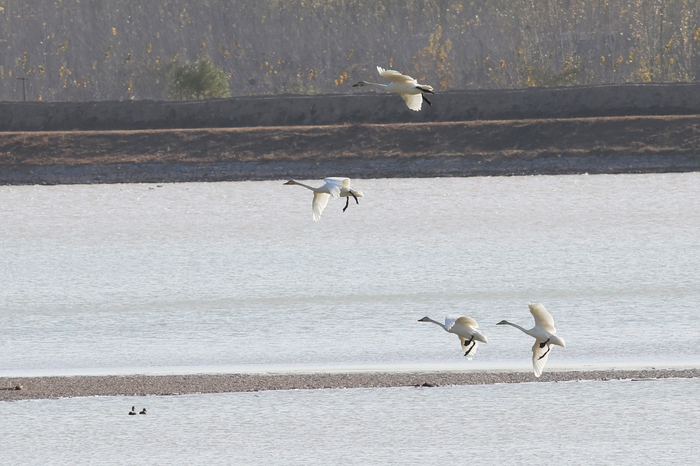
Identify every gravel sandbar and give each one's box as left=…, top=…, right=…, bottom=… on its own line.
left=2, top=369, right=699, bottom=401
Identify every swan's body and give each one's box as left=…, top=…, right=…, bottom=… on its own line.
left=128, top=406, right=137, bottom=415
left=418, top=315, right=488, bottom=359
left=284, top=177, right=363, bottom=222
left=497, top=303, right=566, bottom=377
left=353, top=66, right=434, bottom=111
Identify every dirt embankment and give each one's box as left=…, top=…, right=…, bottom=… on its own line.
left=2, top=85, right=700, bottom=185
left=1, top=115, right=700, bottom=185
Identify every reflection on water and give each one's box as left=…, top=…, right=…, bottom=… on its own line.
left=3, top=378, right=699, bottom=465
left=1, top=173, right=699, bottom=375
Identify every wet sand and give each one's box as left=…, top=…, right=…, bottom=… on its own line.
left=2, top=368, right=699, bottom=401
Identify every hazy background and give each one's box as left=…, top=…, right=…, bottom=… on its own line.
left=1, top=0, right=699, bottom=102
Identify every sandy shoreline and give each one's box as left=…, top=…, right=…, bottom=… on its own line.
left=2, top=368, right=699, bottom=401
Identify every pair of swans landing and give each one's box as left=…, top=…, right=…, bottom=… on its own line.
left=418, top=315, right=488, bottom=360
left=353, top=66, right=434, bottom=111
left=284, top=177, right=363, bottom=222
left=420, top=303, right=565, bottom=377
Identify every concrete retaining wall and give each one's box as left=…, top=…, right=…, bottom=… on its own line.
left=3, top=83, right=700, bottom=131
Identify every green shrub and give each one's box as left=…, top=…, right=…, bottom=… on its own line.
left=169, top=59, right=231, bottom=100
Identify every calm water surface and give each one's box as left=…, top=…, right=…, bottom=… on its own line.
left=1, top=174, right=699, bottom=375
left=2, top=174, right=699, bottom=464
left=2, top=378, right=699, bottom=465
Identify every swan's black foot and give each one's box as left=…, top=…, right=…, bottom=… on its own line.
left=464, top=341, right=476, bottom=357
left=539, top=338, right=550, bottom=349
left=463, top=335, right=475, bottom=356
left=422, top=95, right=432, bottom=106
left=343, top=191, right=359, bottom=212
left=538, top=345, right=551, bottom=360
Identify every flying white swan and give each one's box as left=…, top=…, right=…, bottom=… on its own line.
left=284, top=177, right=364, bottom=222
left=353, top=66, right=434, bottom=111
left=418, top=315, right=488, bottom=359
left=497, top=303, right=566, bottom=377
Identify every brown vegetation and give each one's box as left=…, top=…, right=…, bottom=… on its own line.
left=3, top=1, right=700, bottom=101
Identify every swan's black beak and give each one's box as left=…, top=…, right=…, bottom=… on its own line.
left=352, top=82, right=360, bottom=87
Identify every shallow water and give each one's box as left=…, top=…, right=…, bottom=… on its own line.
left=3, top=377, right=699, bottom=465
left=1, top=173, right=700, bottom=376
left=3, top=173, right=700, bottom=464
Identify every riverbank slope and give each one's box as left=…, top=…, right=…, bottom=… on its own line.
left=2, top=115, right=699, bottom=185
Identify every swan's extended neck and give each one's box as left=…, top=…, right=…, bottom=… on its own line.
left=285, top=180, right=319, bottom=192
left=354, top=81, right=388, bottom=90
left=498, top=320, right=531, bottom=335
left=419, top=316, right=446, bottom=331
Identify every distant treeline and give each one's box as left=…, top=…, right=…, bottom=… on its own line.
left=1, top=0, right=699, bottom=102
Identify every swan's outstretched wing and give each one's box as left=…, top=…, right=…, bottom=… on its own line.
left=401, top=93, right=422, bottom=111
left=322, top=177, right=348, bottom=198
left=312, top=192, right=330, bottom=222
left=377, top=66, right=417, bottom=84
left=531, top=340, right=551, bottom=378
left=454, top=316, right=479, bottom=328
left=447, top=316, right=488, bottom=345
left=529, top=303, right=556, bottom=333
left=459, top=336, right=479, bottom=360
left=445, top=315, right=469, bottom=331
